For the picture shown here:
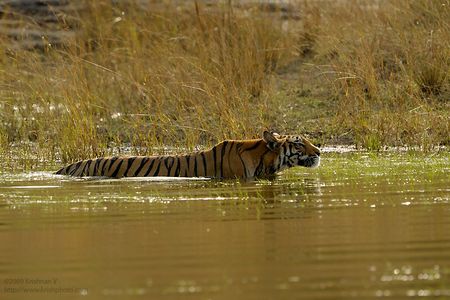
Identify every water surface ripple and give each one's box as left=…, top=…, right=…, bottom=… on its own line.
left=0, top=152, right=449, bottom=299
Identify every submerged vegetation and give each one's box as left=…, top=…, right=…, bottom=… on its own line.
left=0, top=0, right=448, bottom=165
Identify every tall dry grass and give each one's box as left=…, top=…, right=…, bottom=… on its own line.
left=0, top=1, right=290, bottom=163
left=304, top=0, right=449, bottom=149
left=0, top=0, right=448, bottom=167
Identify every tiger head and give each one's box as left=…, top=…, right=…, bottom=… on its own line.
left=263, top=131, right=321, bottom=171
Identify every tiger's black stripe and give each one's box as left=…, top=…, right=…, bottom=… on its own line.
left=213, top=146, right=218, bottom=177
left=201, top=152, right=207, bottom=177
left=99, top=158, right=108, bottom=175
left=101, top=159, right=109, bottom=175
left=254, top=149, right=270, bottom=177
left=88, top=159, right=97, bottom=176
left=168, top=157, right=173, bottom=176
left=82, top=159, right=92, bottom=176
left=133, top=157, right=149, bottom=176
left=125, top=157, right=136, bottom=177
left=163, top=157, right=169, bottom=171
left=69, top=161, right=83, bottom=175
left=111, top=159, right=124, bottom=178
left=107, top=157, right=119, bottom=174
left=165, top=157, right=174, bottom=175
left=236, top=143, right=248, bottom=177
left=220, top=141, right=228, bottom=178
left=72, top=160, right=86, bottom=177
left=92, top=158, right=102, bottom=176
left=98, top=159, right=107, bottom=176
left=174, top=157, right=180, bottom=177
left=143, top=158, right=157, bottom=176
left=184, top=155, right=190, bottom=177
left=225, top=141, right=234, bottom=177
left=194, top=155, right=198, bottom=177
left=151, top=158, right=162, bottom=176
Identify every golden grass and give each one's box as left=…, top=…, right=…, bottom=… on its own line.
left=310, top=0, right=450, bottom=149
left=0, top=0, right=448, bottom=166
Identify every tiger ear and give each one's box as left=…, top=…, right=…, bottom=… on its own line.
left=263, top=131, right=283, bottom=151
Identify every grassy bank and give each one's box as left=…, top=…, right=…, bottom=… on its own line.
left=0, top=0, right=448, bottom=166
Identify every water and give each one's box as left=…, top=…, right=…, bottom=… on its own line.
left=0, top=151, right=449, bottom=299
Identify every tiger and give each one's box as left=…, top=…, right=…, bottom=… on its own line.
left=55, top=131, right=321, bottom=179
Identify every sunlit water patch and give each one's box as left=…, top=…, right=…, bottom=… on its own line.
left=0, top=151, right=449, bottom=299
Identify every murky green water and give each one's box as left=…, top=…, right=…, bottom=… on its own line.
left=0, top=151, right=449, bottom=299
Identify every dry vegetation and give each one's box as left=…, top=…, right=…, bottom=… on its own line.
left=313, top=0, right=449, bottom=149
left=0, top=0, right=448, bottom=166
